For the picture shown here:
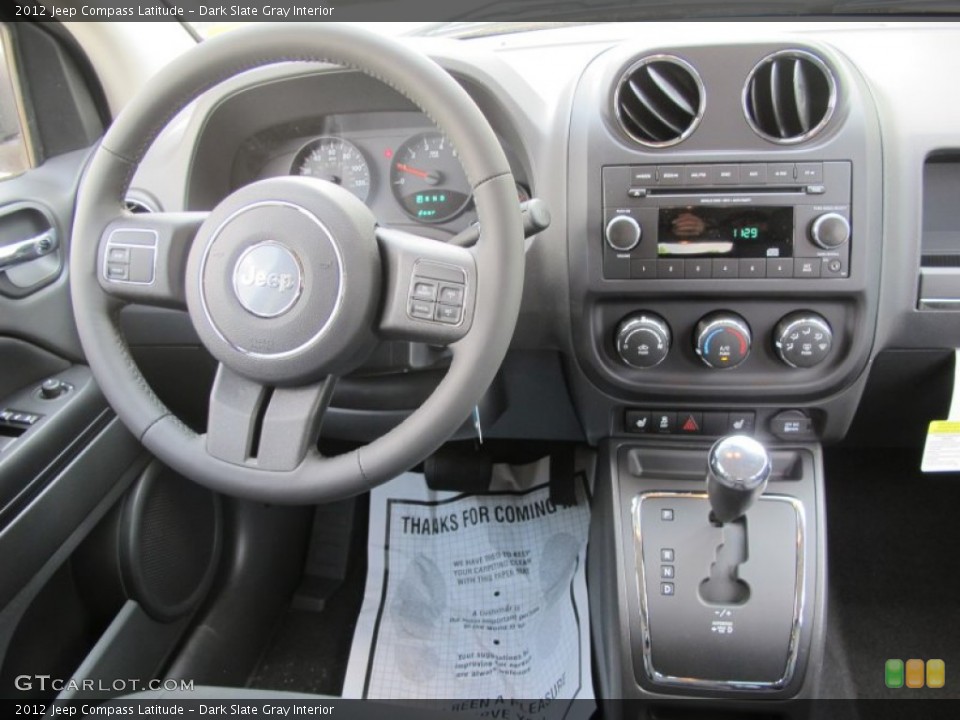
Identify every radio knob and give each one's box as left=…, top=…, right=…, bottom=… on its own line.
left=774, top=313, right=834, bottom=368
left=616, top=314, right=671, bottom=369
left=809, top=212, right=850, bottom=249
left=605, top=215, right=642, bottom=252
left=694, top=313, right=752, bottom=369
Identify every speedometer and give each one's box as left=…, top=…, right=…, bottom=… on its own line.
left=390, top=132, right=471, bottom=223
left=292, top=137, right=371, bottom=203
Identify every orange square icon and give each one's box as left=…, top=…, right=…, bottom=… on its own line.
left=927, top=659, right=946, bottom=689
left=905, top=658, right=925, bottom=688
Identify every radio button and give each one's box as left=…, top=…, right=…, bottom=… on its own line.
left=810, top=212, right=851, bottom=249
left=739, top=259, right=766, bottom=278
left=797, top=163, right=824, bottom=183
left=821, top=257, right=847, bottom=278
left=627, top=187, right=648, bottom=198
left=766, top=258, right=794, bottom=278
left=658, top=166, right=684, bottom=184
left=632, top=166, right=657, bottom=184
left=631, top=259, right=657, bottom=279
left=768, top=163, right=796, bottom=183
left=741, top=164, right=767, bottom=183
left=603, top=251, right=631, bottom=279
left=794, top=259, right=822, bottom=278
left=712, top=259, right=739, bottom=278
left=684, top=165, right=711, bottom=184
left=711, top=165, right=740, bottom=184
left=657, top=259, right=684, bottom=278
left=605, top=215, right=642, bottom=252
left=684, top=259, right=712, bottom=279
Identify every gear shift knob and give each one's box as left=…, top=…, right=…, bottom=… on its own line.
left=706, top=435, right=771, bottom=524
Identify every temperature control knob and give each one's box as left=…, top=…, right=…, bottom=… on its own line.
left=809, top=212, right=850, bottom=249
left=616, top=314, right=671, bottom=369
left=774, top=313, right=833, bottom=368
left=694, top=313, right=752, bottom=369
left=605, top=215, right=642, bottom=252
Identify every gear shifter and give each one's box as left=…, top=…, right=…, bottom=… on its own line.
left=706, top=435, right=772, bottom=524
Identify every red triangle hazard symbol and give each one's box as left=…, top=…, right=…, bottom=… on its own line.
left=681, top=415, right=699, bottom=432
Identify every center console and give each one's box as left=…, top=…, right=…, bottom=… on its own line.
left=566, top=39, right=882, bottom=704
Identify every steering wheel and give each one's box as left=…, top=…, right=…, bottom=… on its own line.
left=70, top=24, right=524, bottom=504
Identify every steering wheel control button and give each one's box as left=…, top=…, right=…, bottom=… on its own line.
left=409, top=300, right=435, bottom=320
left=810, top=212, right=851, bottom=249
left=411, top=280, right=438, bottom=301
left=770, top=410, right=816, bottom=440
left=103, top=228, right=157, bottom=284
left=407, top=262, right=467, bottom=324
left=435, top=304, right=463, bottom=324
left=438, top=284, right=464, bottom=306
left=232, top=242, right=303, bottom=318
left=604, top=214, right=642, bottom=252
left=694, top=313, right=752, bottom=369
left=616, top=314, right=672, bottom=369
left=775, top=312, right=834, bottom=368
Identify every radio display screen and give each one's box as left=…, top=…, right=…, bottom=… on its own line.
left=658, top=206, right=794, bottom=258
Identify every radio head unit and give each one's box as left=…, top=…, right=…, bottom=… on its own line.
left=601, top=161, right=852, bottom=281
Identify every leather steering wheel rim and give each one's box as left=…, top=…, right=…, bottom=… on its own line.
left=70, top=24, right=524, bottom=503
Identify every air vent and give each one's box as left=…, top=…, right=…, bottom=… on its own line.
left=125, top=197, right=155, bottom=214
left=613, top=56, right=704, bottom=147
left=744, top=50, right=837, bottom=144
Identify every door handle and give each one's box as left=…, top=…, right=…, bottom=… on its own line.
left=0, top=229, right=58, bottom=271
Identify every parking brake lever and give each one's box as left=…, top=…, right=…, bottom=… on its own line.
left=448, top=198, right=551, bottom=248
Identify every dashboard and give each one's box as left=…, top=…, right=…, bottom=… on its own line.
left=124, top=22, right=960, bottom=448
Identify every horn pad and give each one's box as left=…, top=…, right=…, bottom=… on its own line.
left=185, top=177, right=381, bottom=385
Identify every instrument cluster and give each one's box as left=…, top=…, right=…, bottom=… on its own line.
left=240, top=111, right=529, bottom=237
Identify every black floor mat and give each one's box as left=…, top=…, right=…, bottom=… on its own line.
left=825, top=447, right=960, bottom=698
left=246, top=557, right=367, bottom=696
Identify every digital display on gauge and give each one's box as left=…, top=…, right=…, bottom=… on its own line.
left=657, top=206, right=794, bottom=258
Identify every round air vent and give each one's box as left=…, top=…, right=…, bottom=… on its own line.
left=743, top=50, right=837, bottom=144
left=613, top=55, right=705, bottom=147
left=125, top=196, right=157, bottom=214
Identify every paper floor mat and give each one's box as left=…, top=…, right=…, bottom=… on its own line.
left=343, top=458, right=594, bottom=719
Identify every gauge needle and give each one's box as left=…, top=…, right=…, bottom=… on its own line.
left=395, top=163, right=442, bottom=186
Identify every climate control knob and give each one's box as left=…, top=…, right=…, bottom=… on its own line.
left=616, top=313, right=671, bottom=369
left=774, top=312, right=833, bottom=368
left=605, top=215, right=642, bottom=252
left=694, top=313, right=752, bottom=369
left=809, top=212, right=850, bottom=249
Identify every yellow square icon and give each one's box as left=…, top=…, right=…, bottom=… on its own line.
left=927, top=659, right=945, bottom=689
left=905, top=659, right=925, bottom=688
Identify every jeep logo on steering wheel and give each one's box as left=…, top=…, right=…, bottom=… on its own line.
left=232, top=241, right=303, bottom=318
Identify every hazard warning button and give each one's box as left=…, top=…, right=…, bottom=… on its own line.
left=678, top=412, right=703, bottom=435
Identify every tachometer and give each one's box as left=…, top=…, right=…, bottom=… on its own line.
left=292, top=137, right=371, bottom=203
left=390, top=132, right=471, bottom=223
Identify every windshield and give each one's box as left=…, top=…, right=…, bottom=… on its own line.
left=187, top=2, right=960, bottom=40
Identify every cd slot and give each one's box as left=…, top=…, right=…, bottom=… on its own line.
left=646, top=186, right=806, bottom=197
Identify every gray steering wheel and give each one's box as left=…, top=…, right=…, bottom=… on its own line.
left=70, top=24, right=524, bottom=503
